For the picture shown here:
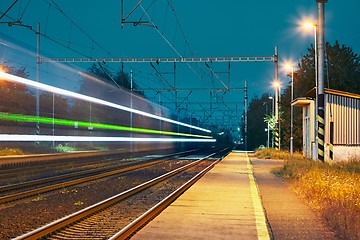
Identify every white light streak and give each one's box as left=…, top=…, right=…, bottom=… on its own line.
left=0, top=72, right=211, bottom=133
left=0, top=134, right=216, bottom=142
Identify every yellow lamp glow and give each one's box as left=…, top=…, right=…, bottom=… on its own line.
left=303, top=22, right=316, bottom=30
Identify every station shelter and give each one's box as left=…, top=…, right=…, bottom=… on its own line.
left=292, top=88, right=360, bottom=161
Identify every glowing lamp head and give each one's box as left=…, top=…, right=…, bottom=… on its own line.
left=273, top=81, right=281, bottom=89
left=303, top=22, right=316, bottom=30
left=284, top=63, right=294, bottom=72
left=285, top=64, right=291, bottom=70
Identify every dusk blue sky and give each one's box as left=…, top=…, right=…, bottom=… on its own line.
left=1, top=0, right=359, bottom=126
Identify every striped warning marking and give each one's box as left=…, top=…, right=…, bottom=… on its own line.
left=245, top=153, right=270, bottom=240
left=275, top=123, right=279, bottom=150
left=329, top=121, right=334, bottom=162
left=317, top=115, right=325, bottom=124
left=317, top=110, right=325, bottom=161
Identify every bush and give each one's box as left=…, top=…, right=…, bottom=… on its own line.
left=0, top=147, right=25, bottom=156
left=54, top=144, right=78, bottom=153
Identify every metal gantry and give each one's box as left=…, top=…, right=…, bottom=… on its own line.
left=43, top=53, right=278, bottom=150
left=42, top=56, right=276, bottom=63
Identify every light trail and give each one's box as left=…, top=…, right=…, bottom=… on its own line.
left=0, top=72, right=211, bottom=133
left=0, top=112, right=212, bottom=139
left=0, top=134, right=216, bottom=142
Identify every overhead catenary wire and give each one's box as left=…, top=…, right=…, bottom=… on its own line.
left=2, top=1, right=238, bottom=128
left=44, top=0, right=113, bottom=57
left=167, top=0, right=228, bottom=90
left=18, top=0, right=32, bottom=21
left=0, top=2, right=107, bottom=59
left=138, top=3, right=205, bottom=82
left=0, top=0, right=130, bottom=92
left=0, top=0, right=19, bottom=21
left=149, top=62, right=174, bottom=89
left=167, top=0, right=193, bottom=56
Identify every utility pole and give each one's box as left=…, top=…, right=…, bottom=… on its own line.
left=290, top=66, right=294, bottom=155
left=317, top=0, right=327, bottom=162
left=244, top=81, right=248, bottom=151
left=130, top=69, right=133, bottom=152
left=36, top=22, right=41, bottom=142
left=274, top=46, right=280, bottom=150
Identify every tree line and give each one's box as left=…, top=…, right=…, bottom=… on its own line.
left=243, top=41, right=360, bottom=150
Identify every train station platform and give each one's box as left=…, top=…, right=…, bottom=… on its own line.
left=132, top=151, right=270, bottom=240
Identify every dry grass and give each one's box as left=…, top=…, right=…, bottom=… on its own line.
left=255, top=148, right=304, bottom=161
left=0, top=147, right=25, bottom=156
left=295, top=167, right=360, bottom=239
left=259, top=148, right=360, bottom=240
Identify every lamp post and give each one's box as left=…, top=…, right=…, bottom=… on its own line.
left=316, top=0, right=327, bottom=162
left=36, top=23, right=41, bottom=140
left=304, top=22, right=318, bottom=89
left=303, top=21, right=318, bottom=160
left=285, top=64, right=294, bottom=155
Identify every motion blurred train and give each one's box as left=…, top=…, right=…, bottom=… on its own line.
left=0, top=71, right=216, bottom=153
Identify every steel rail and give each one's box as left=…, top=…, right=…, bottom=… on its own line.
left=13, top=152, right=217, bottom=240
left=0, top=150, right=195, bottom=193
left=0, top=149, right=198, bottom=203
left=0, top=159, right=158, bottom=193
left=0, top=160, right=162, bottom=204
left=0, top=149, right=128, bottom=167
left=110, top=151, right=226, bottom=239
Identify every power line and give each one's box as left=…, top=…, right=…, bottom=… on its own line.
left=18, top=0, right=32, bottom=21
left=0, top=0, right=19, bottom=21
left=43, top=0, right=113, bottom=57
left=167, top=0, right=193, bottom=56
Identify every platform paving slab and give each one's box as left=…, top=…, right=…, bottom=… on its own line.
left=132, top=151, right=269, bottom=240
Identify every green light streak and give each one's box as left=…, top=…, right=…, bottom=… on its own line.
left=0, top=112, right=212, bottom=139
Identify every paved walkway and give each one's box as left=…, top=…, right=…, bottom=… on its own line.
left=132, top=151, right=270, bottom=240
left=132, top=151, right=338, bottom=240
left=251, top=157, right=338, bottom=239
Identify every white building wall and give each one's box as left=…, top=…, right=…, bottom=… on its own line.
left=326, top=93, right=360, bottom=161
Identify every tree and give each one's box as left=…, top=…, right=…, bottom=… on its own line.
left=293, top=41, right=360, bottom=98
left=325, top=41, right=360, bottom=93
left=280, top=41, right=360, bottom=150
left=84, top=63, right=144, bottom=95
left=242, top=93, right=272, bottom=150
left=0, top=63, right=34, bottom=115
left=39, top=93, right=70, bottom=119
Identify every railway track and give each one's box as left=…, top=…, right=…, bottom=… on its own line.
left=0, top=150, right=198, bottom=203
left=0, top=156, right=121, bottom=183
left=0, top=148, right=183, bottom=183
left=0, top=149, right=160, bottom=168
left=13, top=148, right=230, bottom=239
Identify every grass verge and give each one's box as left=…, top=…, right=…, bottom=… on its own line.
left=256, top=148, right=360, bottom=240
left=0, top=147, right=25, bottom=156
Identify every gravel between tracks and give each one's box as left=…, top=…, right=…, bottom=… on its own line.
left=0, top=159, right=197, bottom=239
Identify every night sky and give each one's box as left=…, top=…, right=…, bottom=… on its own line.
left=0, top=0, right=359, bottom=126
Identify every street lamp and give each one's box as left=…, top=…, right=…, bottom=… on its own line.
left=316, top=0, right=327, bottom=162
left=303, top=21, right=318, bottom=91
left=285, top=63, right=294, bottom=155
left=303, top=20, right=319, bottom=160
